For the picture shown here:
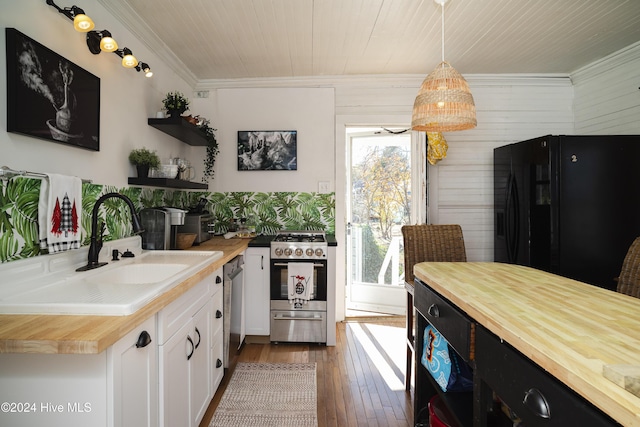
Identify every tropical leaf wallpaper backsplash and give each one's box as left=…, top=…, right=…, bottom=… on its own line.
left=0, top=177, right=335, bottom=263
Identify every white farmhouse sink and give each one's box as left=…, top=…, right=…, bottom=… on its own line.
left=0, top=250, right=223, bottom=316
left=85, top=263, right=189, bottom=285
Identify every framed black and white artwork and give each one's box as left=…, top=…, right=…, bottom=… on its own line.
left=5, top=28, right=100, bottom=151
left=237, top=130, right=297, bottom=171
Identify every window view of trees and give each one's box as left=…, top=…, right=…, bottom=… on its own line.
left=351, top=138, right=411, bottom=286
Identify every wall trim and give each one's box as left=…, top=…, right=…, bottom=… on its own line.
left=98, top=0, right=199, bottom=87
left=195, top=74, right=572, bottom=90
left=571, top=40, right=640, bottom=85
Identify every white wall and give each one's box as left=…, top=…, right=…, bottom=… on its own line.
left=0, top=0, right=198, bottom=187
left=210, top=87, right=335, bottom=193
left=572, top=42, right=640, bottom=135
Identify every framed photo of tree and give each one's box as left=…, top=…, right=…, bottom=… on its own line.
left=237, top=130, right=297, bottom=170
left=5, top=28, right=100, bottom=151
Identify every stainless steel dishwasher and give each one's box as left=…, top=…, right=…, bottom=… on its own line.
left=223, top=255, right=244, bottom=368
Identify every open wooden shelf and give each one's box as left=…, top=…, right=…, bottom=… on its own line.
left=147, top=116, right=207, bottom=146
left=128, top=177, right=208, bottom=190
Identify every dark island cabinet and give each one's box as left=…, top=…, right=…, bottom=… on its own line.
left=413, top=278, right=620, bottom=427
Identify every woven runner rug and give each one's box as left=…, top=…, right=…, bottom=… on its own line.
left=210, top=362, right=318, bottom=427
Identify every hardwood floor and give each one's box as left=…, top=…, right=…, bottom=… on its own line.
left=201, top=316, right=414, bottom=427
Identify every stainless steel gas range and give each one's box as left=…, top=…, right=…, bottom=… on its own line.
left=269, top=230, right=328, bottom=344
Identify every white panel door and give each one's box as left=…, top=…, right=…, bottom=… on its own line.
left=346, top=128, right=425, bottom=315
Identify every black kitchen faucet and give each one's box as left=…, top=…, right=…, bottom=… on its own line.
left=76, top=192, right=144, bottom=271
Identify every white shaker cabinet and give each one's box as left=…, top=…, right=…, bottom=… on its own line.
left=110, top=315, right=158, bottom=427
left=0, top=315, right=158, bottom=427
left=158, top=268, right=223, bottom=427
left=243, top=247, right=271, bottom=336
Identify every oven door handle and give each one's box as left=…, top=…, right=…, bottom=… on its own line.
left=273, top=315, right=324, bottom=321
left=272, top=263, right=325, bottom=267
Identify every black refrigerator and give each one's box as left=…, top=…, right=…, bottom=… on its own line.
left=494, top=135, right=640, bottom=290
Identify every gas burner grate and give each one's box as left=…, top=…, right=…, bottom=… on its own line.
left=273, top=230, right=326, bottom=243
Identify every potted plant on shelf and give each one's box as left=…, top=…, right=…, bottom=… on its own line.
left=129, top=147, right=160, bottom=178
left=162, top=91, right=190, bottom=118
left=197, top=117, right=219, bottom=182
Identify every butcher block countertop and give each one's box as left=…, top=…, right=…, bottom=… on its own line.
left=414, top=262, right=640, bottom=427
left=0, top=237, right=249, bottom=355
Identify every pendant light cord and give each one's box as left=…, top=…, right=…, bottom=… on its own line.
left=441, top=1, right=445, bottom=62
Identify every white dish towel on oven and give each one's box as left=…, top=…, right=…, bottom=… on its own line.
left=38, top=173, right=83, bottom=253
left=287, top=262, right=314, bottom=305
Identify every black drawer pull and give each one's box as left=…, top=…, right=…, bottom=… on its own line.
left=427, top=304, right=440, bottom=318
left=523, top=388, right=551, bottom=419
left=216, top=310, right=223, bottom=318
left=135, top=330, right=152, bottom=348
left=186, top=336, right=194, bottom=360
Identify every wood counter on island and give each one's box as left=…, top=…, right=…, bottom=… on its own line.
left=0, top=237, right=249, bottom=355
left=414, top=262, right=640, bottom=427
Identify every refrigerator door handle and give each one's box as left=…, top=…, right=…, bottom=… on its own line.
left=505, top=173, right=520, bottom=263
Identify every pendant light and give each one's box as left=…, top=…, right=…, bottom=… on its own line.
left=411, top=0, right=477, bottom=132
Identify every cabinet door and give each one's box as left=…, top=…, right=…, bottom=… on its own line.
left=110, top=315, right=158, bottom=427
left=244, top=247, right=270, bottom=335
left=159, top=321, right=191, bottom=427
left=190, top=300, right=213, bottom=426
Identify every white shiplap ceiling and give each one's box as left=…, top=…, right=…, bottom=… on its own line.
left=99, top=0, right=640, bottom=83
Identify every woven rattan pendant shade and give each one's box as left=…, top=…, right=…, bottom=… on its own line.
left=411, top=0, right=477, bottom=132
left=411, top=61, right=477, bottom=132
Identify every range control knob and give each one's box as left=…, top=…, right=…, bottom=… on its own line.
left=315, top=248, right=324, bottom=257
left=306, top=248, right=314, bottom=256
left=284, top=248, right=293, bottom=256
left=295, top=248, right=303, bottom=257
left=274, top=248, right=283, bottom=257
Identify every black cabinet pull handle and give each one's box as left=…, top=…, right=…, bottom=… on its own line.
left=261, top=255, right=264, bottom=270
left=523, top=388, right=551, bottom=419
left=186, top=335, right=194, bottom=360
left=216, top=310, right=223, bottom=318
left=216, top=359, right=223, bottom=368
left=135, top=330, right=152, bottom=348
left=194, top=327, right=201, bottom=349
left=216, top=275, right=222, bottom=283
left=427, top=304, right=440, bottom=318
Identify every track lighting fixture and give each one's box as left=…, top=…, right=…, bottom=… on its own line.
left=45, top=1, right=94, bottom=32
left=45, top=0, right=152, bottom=78
left=116, top=48, right=138, bottom=68
left=86, top=30, right=118, bottom=53
left=136, top=62, right=153, bottom=78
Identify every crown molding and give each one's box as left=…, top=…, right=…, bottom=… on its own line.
left=97, top=0, right=198, bottom=87
left=571, top=41, right=640, bottom=85
left=195, top=73, right=572, bottom=90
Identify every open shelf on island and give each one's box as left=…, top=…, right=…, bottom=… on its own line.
left=147, top=116, right=207, bottom=146
left=128, top=177, right=208, bottom=190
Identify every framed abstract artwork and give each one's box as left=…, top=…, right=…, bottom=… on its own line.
left=237, top=130, right=297, bottom=171
left=5, top=28, right=100, bottom=151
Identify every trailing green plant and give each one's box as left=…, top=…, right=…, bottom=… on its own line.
left=128, top=147, right=160, bottom=168
left=162, top=91, right=190, bottom=114
left=199, top=121, right=219, bottom=182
